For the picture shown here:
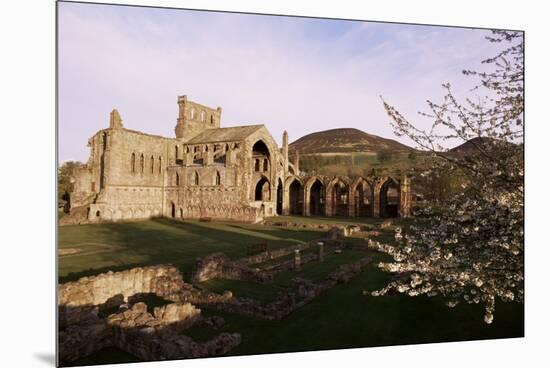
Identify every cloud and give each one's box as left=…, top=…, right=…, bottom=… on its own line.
left=58, top=2, right=502, bottom=162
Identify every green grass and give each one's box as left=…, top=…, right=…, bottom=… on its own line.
left=61, top=218, right=523, bottom=365
left=198, top=279, right=286, bottom=304
left=58, top=218, right=324, bottom=282
left=181, top=256, right=523, bottom=357
left=218, top=265, right=523, bottom=355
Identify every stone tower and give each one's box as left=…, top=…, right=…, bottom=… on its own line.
left=174, top=95, right=222, bottom=141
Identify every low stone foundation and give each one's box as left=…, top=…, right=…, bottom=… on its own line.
left=199, top=256, right=373, bottom=321
left=239, top=243, right=311, bottom=265
left=190, top=253, right=275, bottom=284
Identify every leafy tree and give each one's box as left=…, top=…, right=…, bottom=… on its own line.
left=58, top=161, right=82, bottom=211
left=371, top=30, right=524, bottom=324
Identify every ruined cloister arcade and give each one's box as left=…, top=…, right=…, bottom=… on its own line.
left=274, top=175, right=411, bottom=219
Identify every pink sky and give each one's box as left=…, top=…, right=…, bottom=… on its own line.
left=58, top=2, right=503, bottom=162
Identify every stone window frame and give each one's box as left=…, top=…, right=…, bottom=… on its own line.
left=192, top=171, right=200, bottom=186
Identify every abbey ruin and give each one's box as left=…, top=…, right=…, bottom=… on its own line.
left=69, top=95, right=412, bottom=223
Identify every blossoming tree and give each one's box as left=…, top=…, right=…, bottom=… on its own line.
left=371, top=30, right=524, bottom=324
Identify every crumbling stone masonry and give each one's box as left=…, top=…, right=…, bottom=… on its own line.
left=190, top=253, right=275, bottom=284
left=58, top=265, right=241, bottom=364
left=67, top=95, right=412, bottom=224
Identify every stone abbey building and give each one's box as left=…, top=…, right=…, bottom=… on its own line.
left=70, top=95, right=411, bottom=223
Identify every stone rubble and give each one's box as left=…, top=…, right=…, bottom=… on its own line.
left=58, top=266, right=241, bottom=364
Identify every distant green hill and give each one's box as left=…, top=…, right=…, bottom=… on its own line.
left=287, top=128, right=420, bottom=177
left=288, top=128, right=413, bottom=155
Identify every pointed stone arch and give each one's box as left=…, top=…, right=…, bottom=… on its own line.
left=350, top=177, right=374, bottom=217
left=283, top=176, right=303, bottom=215
left=326, top=177, right=351, bottom=216
left=251, top=140, right=272, bottom=175
left=304, top=176, right=325, bottom=216
left=379, top=177, right=400, bottom=218
left=254, top=175, right=270, bottom=201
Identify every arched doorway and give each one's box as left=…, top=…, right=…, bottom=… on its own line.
left=171, top=202, right=176, bottom=218
left=255, top=176, right=270, bottom=201
left=276, top=179, right=283, bottom=215
left=330, top=180, right=348, bottom=216
left=289, top=179, right=303, bottom=215
left=354, top=179, right=373, bottom=217
left=380, top=179, right=400, bottom=217
left=309, top=179, right=324, bottom=216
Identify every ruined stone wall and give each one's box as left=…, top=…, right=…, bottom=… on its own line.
left=58, top=265, right=186, bottom=308
left=73, top=127, right=178, bottom=222
left=106, top=129, right=170, bottom=187
left=70, top=131, right=107, bottom=209
left=190, top=253, right=274, bottom=284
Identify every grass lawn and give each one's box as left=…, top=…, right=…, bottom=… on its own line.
left=58, top=218, right=324, bottom=282
left=60, top=219, right=524, bottom=365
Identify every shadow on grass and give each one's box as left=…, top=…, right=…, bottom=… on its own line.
left=59, top=219, right=324, bottom=283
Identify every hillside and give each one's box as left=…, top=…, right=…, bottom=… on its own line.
left=288, top=128, right=412, bottom=155
left=449, top=137, right=520, bottom=156
left=449, top=137, right=496, bottom=155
